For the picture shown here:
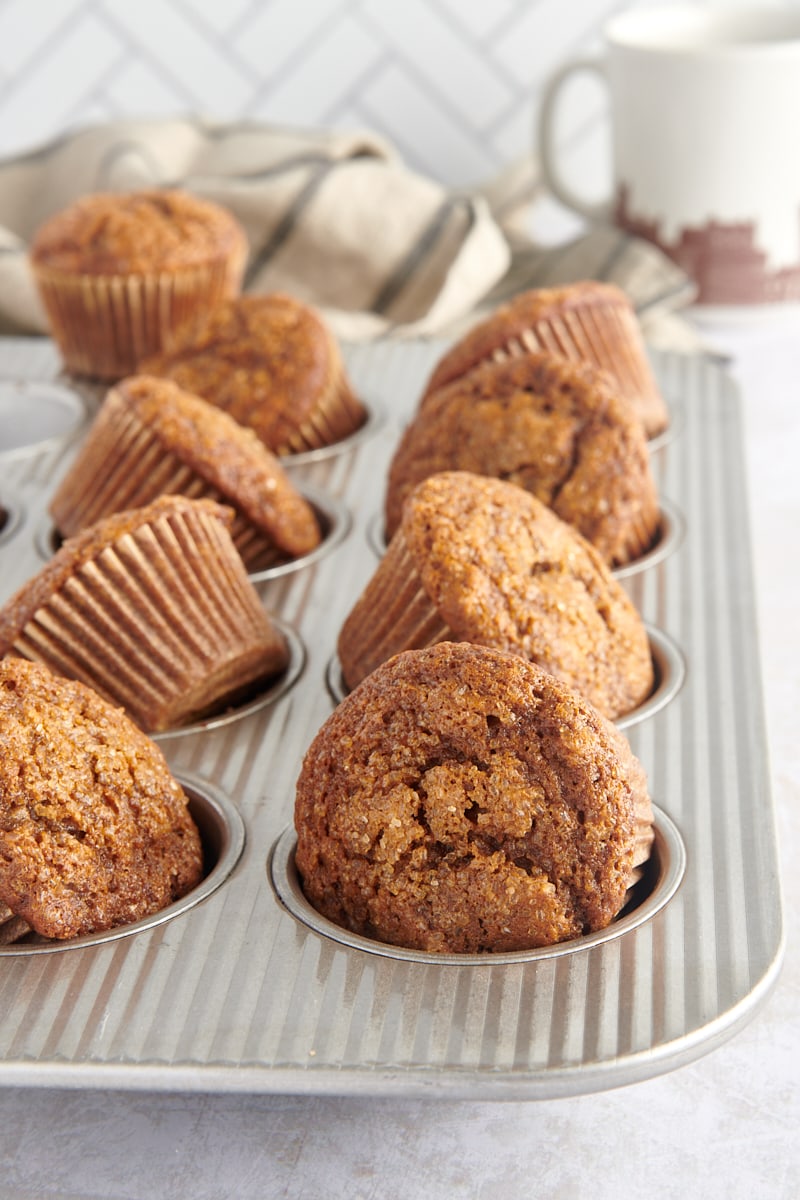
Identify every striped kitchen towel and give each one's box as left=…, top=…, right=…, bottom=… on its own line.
left=0, top=116, right=699, bottom=349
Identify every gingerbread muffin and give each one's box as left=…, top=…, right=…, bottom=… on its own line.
left=30, top=189, right=247, bottom=379
left=49, top=375, right=322, bottom=572
left=0, top=657, right=203, bottom=941
left=140, top=293, right=366, bottom=456
left=0, top=495, right=289, bottom=732
left=339, top=471, right=653, bottom=716
left=385, top=351, right=660, bottom=567
left=423, top=282, right=668, bottom=438
left=295, top=641, right=654, bottom=954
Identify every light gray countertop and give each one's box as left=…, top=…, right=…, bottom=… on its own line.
left=1, top=316, right=798, bottom=1200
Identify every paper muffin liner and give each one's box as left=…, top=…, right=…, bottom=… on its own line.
left=279, top=349, right=368, bottom=456
left=611, top=718, right=656, bottom=891
left=338, top=528, right=455, bottom=690
left=8, top=502, right=288, bottom=732
left=611, top=492, right=662, bottom=569
left=49, top=389, right=289, bottom=571
left=33, top=250, right=245, bottom=381
left=492, top=297, right=669, bottom=438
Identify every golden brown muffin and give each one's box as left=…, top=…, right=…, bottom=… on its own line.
left=140, top=293, right=366, bottom=456
left=49, top=375, right=322, bottom=571
left=385, top=351, right=660, bottom=567
left=295, top=641, right=654, bottom=954
left=340, top=471, right=653, bottom=717
left=0, top=495, right=289, bottom=732
left=0, top=657, right=203, bottom=940
left=30, top=188, right=247, bottom=379
left=423, top=282, right=668, bottom=438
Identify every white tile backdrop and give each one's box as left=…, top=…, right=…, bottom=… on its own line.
left=0, top=0, right=796, bottom=193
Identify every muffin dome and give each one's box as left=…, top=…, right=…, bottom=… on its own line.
left=340, top=471, right=654, bottom=717
left=30, top=189, right=246, bottom=275
left=140, top=293, right=366, bottom=456
left=385, top=351, right=660, bottom=567
left=295, top=641, right=654, bottom=954
left=30, top=189, right=247, bottom=379
left=0, top=657, right=203, bottom=940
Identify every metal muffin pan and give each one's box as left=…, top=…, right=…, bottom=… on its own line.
left=0, top=378, right=88, bottom=459
left=0, top=336, right=783, bottom=1099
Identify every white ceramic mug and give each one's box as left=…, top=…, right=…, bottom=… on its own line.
left=538, top=4, right=800, bottom=309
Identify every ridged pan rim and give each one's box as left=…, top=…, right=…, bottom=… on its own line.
left=325, top=623, right=686, bottom=731
left=365, top=498, right=686, bottom=578
left=268, top=803, right=686, bottom=966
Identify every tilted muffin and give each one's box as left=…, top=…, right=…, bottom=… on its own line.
left=30, top=189, right=247, bottom=379
left=339, top=471, right=653, bottom=716
left=385, top=351, right=660, bottom=566
left=49, top=375, right=322, bottom=571
left=423, top=281, right=668, bottom=438
left=140, top=293, right=366, bottom=456
left=0, top=657, right=203, bottom=940
left=0, top=495, right=289, bottom=732
left=295, top=641, right=654, bottom=954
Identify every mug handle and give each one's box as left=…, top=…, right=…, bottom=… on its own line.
left=538, top=57, right=612, bottom=223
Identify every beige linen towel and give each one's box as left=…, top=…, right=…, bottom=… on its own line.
left=0, top=116, right=700, bottom=348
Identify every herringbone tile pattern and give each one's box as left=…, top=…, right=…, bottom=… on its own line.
left=0, top=0, right=770, bottom=187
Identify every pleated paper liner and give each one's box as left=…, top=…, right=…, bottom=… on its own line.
left=39, top=493, right=349, bottom=585
left=7, top=500, right=294, bottom=733
left=488, top=298, right=670, bottom=440
left=336, top=532, right=458, bottom=692
left=275, top=354, right=369, bottom=456
left=33, top=253, right=244, bottom=381
left=48, top=390, right=327, bottom=574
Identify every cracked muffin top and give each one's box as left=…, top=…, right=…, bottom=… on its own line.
left=0, top=657, right=203, bottom=940
left=295, top=641, right=654, bottom=954
left=385, top=350, right=660, bottom=567
left=30, top=189, right=247, bottom=275
left=339, top=471, right=654, bottom=717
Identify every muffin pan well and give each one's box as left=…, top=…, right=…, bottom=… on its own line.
left=364, top=497, right=685, bottom=576
left=0, top=380, right=87, bottom=459
left=0, top=336, right=783, bottom=1099
left=0, top=774, right=245, bottom=956
left=269, top=803, right=686, bottom=966
left=323, top=622, right=685, bottom=731
left=33, top=489, right=351, bottom=585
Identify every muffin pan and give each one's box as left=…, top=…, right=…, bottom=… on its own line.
left=0, top=379, right=86, bottom=459
left=0, top=336, right=783, bottom=1098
